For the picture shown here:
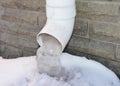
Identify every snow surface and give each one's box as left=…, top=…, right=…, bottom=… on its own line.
left=0, top=53, right=120, bottom=86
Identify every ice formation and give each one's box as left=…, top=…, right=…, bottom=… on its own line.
left=0, top=53, right=120, bottom=86
left=36, top=36, right=62, bottom=77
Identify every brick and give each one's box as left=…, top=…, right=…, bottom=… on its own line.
left=65, top=47, right=91, bottom=58
left=68, top=35, right=89, bottom=53
left=116, top=44, right=120, bottom=60
left=0, top=20, right=40, bottom=55
left=112, top=0, right=120, bottom=1
left=0, top=6, right=4, bottom=18
left=76, top=1, right=120, bottom=23
left=0, top=0, right=45, bottom=11
left=1, top=8, right=39, bottom=25
left=38, top=12, right=46, bottom=28
left=22, top=47, right=37, bottom=56
left=39, top=0, right=46, bottom=12
left=68, top=35, right=116, bottom=59
left=88, top=39, right=116, bottom=59
left=89, top=21, right=120, bottom=43
left=0, top=20, right=40, bottom=38
left=88, top=55, right=109, bottom=65
left=73, top=19, right=89, bottom=38
left=0, top=31, right=38, bottom=49
left=76, top=1, right=120, bottom=16
left=2, top=45, right=22, bottom=58
left=0, top=41, right=5, bottom=56
left=77, top=11, right=119, bottom=23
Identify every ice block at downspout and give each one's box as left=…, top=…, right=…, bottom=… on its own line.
left=36, top=0, right=76, bottom=77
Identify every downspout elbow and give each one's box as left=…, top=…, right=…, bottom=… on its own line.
left=37, top=0, right=76, bottom=55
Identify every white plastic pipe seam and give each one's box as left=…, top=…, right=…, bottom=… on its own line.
left=37, top=0, right=76, bottom=55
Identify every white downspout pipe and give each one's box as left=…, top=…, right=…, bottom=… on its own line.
left=37, top=0, right=76, bottom=55
left=36, top=0, right=76, bottom=76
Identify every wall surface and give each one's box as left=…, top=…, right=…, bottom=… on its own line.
left=0, top=0, right=120, bottom=75
left=66, top=0, right=120, bottom=76
left=0, top=0, right=46, bottom=58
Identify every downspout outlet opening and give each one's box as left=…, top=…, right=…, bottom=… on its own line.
left=37, top=33, right=63, bottom=56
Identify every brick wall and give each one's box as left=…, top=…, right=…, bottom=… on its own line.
left=0, top=0, right=46, bottom=58
left=66, top=0, right=120, bottom=76
left=0, top=0, right=120, bottom=75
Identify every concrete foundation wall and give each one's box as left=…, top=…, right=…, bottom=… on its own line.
left=0, top=0, right=120, bottom=75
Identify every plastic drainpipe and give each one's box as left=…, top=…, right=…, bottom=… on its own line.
left=37, top=0, right=76, bottom=55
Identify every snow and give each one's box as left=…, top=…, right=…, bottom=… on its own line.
left=61, top=53, right=120, bottom=86
left=0, top=56, right=38, bottom=86
left=0, top=53, right=120, bottom=86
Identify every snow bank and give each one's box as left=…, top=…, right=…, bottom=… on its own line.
left=0, top=53, right=120, bottom=86
left=0, top=56, right=38, bottom=86
left=61, top=53, right=120, bottom=86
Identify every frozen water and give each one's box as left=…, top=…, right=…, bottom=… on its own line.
left=37, top=34, right=62, bottom=77
left=0, top=53, right=120, bottom=86
left=37, top=47, right=62, bottom=77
